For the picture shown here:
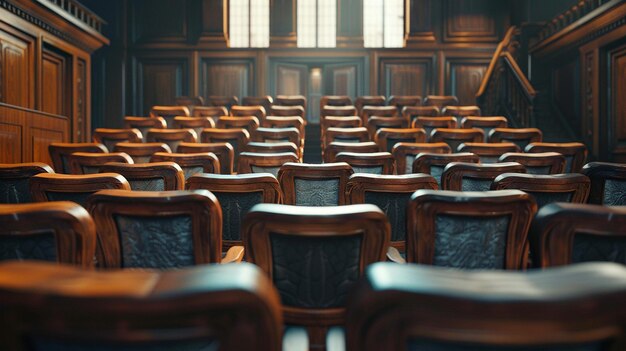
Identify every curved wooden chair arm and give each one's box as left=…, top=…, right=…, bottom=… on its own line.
left=221, top=246, right=245, bottom=263
left=386, top=246, right=406, bottom=264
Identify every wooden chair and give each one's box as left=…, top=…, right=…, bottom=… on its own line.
left=488, top=127, right=543, bottom=150
left=0, top=163, right=54, bottom=203
left=269, top=105, right=306, bottom=119
left=187, top=173, right=282, bottom=249
left=67, top=152, right=133, bottom=174
left=88, top=189, right=243, bottom=268
left=0, top=201, right=95, bottom=266
left=99, top=162, right=185, bottom=191
left=403, top=189, right=536, bottom=268
left=173, top=116, right=215, bottom=138
left=324, top=127, right=370, bottom=149
left=149, top=105, right=190, bottom=127
left=582, top=162, right=626, bottom=205
left=375, top=128, right=427, bottom=153
left=123, top=116, right=167, bottom=141
left=264, top=116, right=305, bottom=137
left=321, top=105, right=358, bottom=118
left=200, top=128, right=251, bottom=170
left=343, top=261, right=626, bottom=351
left=177, top=141, right=234, bottom=174
left=461, top=116, right=508, bottom=141
left=499, top=152, right=566, bottom=175
left=252, top=127, right=301, bottom=159
left=412, top=153, right=480, bottom=186
left=402, top=106, right=440, bottom=124
left=355, top=95, right=386, bottom=115
left=238, top=152, right=299, bottom=177
left=146, top=128, right=198, bottom=152
left=324, top=142, right=381, bottom=163
left=529, top=203, right=626, bottom=267
left=92, top=128, right=143, bottom=151
left=492, top=173, right=590, bottom=208
left=441, top=162, right=526, bottom=191
left=347, top=173, right=437, bottom=253
left=231, top=105, right=267, bottom=125
left=322, top=116, right=361, bottom=130
left=175, top=95, right=204, bottom=107
left=278, top=162, right=354, bottom=206
left=457, top=142, right=521, bottom=162
left=242, top=95, right=273, bottom=113
left=360, top=106, right=397, bottom=125
left=335, top=152, right=394, bottom=175
left=242, top=203, right=390, bottom=348
left=526, top=142, right=588, bottom=173
left=245, top=141, right=299, bottom=155
left=274, top=95, right=306, bottom=109
left=320, top=95, right=352, bottom=109
left=207, top=95, right=239, bottom=110
left=387, top=95, right=421, bottom=113
left=0, top=261, right=283, bottom=351
left=151, top=152, right=220, bottom=179
left=49, top=143, right=108, bottom=174
left=423, top=95, right=458, bottom=108
left=412, top=116, right=457, bottom=136
left=216, top=115, right=260, bottom=134
left=113, top=142, right=171, bottom=163
left=440, top=105, right=481, bottom=125
left=429, top=128, right=484, bottom=151
left=392, top=142, right=452, bottom=175
left=366, top=116, right=409, bottom=140
left=30, top=173, right=131, bottom=206
left=190, top=105, right=229, bottom=124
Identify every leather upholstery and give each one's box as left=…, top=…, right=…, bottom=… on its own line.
left=364, top=192, right=410, bottom=242
left=0, top=231, right=56, bottom=262
left=461, top=177, right=493, bottom=192
left=128, top=178, right=166, bottom=191
left=0, top=179, right=32, bottom=203
left=572, top=233, right=626, bottom=265
left=214, top=191, right=264, bottom=241
left=294, top=178, right=340, bottom=206
left=603, top=179, right=626, bottom=205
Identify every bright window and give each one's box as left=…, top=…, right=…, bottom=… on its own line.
left=363, top=0, right=404, bottom=48
left=297, top=0, right=336, bottom=48
left=230, top=0, right=270, bottom=48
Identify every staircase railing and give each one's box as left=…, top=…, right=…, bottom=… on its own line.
left=476, top=26, right=536, bottom=128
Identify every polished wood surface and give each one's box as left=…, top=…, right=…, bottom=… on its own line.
left=392, top=142, right=452, bottom=175
left=278, top=162, right=354, bottom=205
left=30, top=172, right=131, bottom=204
left=441, top=162, right=526, bottom=191
left=99, top=162, right=185, bottom=191
left=67, top=152, right=133, bottom=174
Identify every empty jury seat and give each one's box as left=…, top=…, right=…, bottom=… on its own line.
left=216, top=115, right=260, bottom=134
left=87, top=189, right=243, bottom=268
left=429, top=128, right=484, bottom=150
left=347, top=173, right=437, bottom=252
left=355, top=95, right=386, bottom=115
left=269, top=105, right=306, bottom=119
left=242, top=203, right=390, bottom=348
left=99, top=162, right=185, bottom=191
left=492, top=173, right=590, bottom=208
left=402, top=106, right=440, bottom=123
left=113, top=142, right=171, bottom=163
left=191, top=105, right=229, bottom=123
left=207, top=95, right=239, bottom=110
left=413, top=153, right=479, bottom=187
left=201, top=128, right=251, bottom=170
left=343, top=262, right=626, bottom=351
left=151, top=152, right=220, bottom=179
left=67, top=152, right=133, bottom=174
left=529, top=203, right=626, bottom=267
left=231, top=105, right=267, bottom=125
left=174, top=95, right=204, bottom=106
left=441, top=105, right=481, bottom=124
left=335, top=152, right=394, bottom=175
left=29, top=173, right=131, bottom=206
left=0, top=202, right=95, bottom=266
left=405, top=189, right=536, bottom=268
left=264, top=116, right=305, bottom=137
left=387, top=95, right=421, bottom=113
left=123, top=116, right=167, bottom=141
left=583, top=162, right=626, bottom=205
left=149, top=105, right=190, bottom=127
left=173, top=116, right=215, bottom=138
left=0, top=163, right=54, bottom=203
left=278, top=162, right=354, bottom=206
left=392, top=142, right=452, bottom=175
left=322, top=116, right=362, bottom=130
left=367, top=116, right=409, bottom=139
left=526, top=142, right=588, bottom=173
left=489, top=127, right=543, bottom=150
left=92, top=128, right=143, bottom=151
left=324, top=127, right=370, bottom=149
left=178, top=141, right=234, bottom=174
left=461, top=116, right=508, bottom=141
left=360, top=106, right=397, bottom=125
left=375, top=128, right=427, bottom=153
left=457, top=142, right=521, bottom=163
left=242, top=95, right=273, bottom=113
left=146, top=128, right=198, bottom=152
left=320, top=95, right=352, bottom=108
left=252, top=127, right=301, bottom=149
left=0, top=261, right=282, bottom=351
left=423, top=95, right=458, bottom=108
left=274, top=95, right=306, bottom=108
left=441, top=162, right=526, bottom=191
left=49, top=142, right=108, bottom=174
left=499, top=152, right=566, bottom=175
left=321, top=105, right=358, bottom=118
left=187, top=173, right=282, bottom=248
left=324, top=141, right=381, bottom=163
left=245, top=141, right=299, bottom=155
left=238, top=152, right=299, bottom=177
left=412, top=116, right=457, bottom=135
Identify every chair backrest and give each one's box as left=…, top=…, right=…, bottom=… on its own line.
left=412, top=116, right=457, bottom=136
left=92, top=128, right=143, bottom=151
left=173, top=116, right=215, bottom=138
left=355, top=95, right=386, bottom=115
left=207, top=95, right=239, bottom=110
left=242, top=203, right=390, bottom=327
left=336, top=152, right=394, bottom=175
left=146, top=128, right=198, bottom=152
left=457, top=142, right=521, bottom=163
left=200, top=128, right=251, bottom=169
left=190, top=105, right=229, bottom=122
left=269, top=105, right=306, bottom=119
left=320, top=95, right=352, bottom=109
left=149, top=106, right=190, bottom=127
left=361, top=106, right=397, bottom=125
left=0, top=201, right=95, bottom=266
left=406, top=189, right=537, bottom=268
left=67, top=152, right=134, bottom=174
left=321, top=105, right=358, bottom=118
left=123, top=116, right=167, bottom=141
left=245, top=141, right=299, bottom=155
left=177, top=142, right=234, bottom=175
left=175, top=95, right=205, bottom=106
left=187, top=173, right=282, bottom=248
left=347, top=173, right=437, bottom=251
left=375, top=128, right=427, bottom=153
left=29, top=173, right=131, bottom=206
left=423, top=95, right=458, bottom=108
left=322, top=116, right=362, bottom=130
left=345, top=261, right=626, bottom=351
left=252, top=127, right=301, bottom=148
left=529, top=203, right=626, bottom=267
left=526, top=142, right=588, bottom=173
left=0, top=261, right=284, bottom=351
left=492, top=173, right=590, bottom=208
left=366, top=116, right=409, bottom=140
left=216, top=115, right=260, bottom=134
left=264, top=116, right=305, bottom=137
left=49, top=143, right=108, bottom=174
left=441, top=105, right=481, bottom=124
left=324, top=127, right=370, bottom=148
left=429, top=128, right=484, bottom=150
left=582, top=162, right=626, bottom=205
left=391, top=142, right=452, bottom=175
left=151, top=152, right=220, bottom=179
left=412, top=152, right=479, bottom=186
left=113, top=142, right=171, bottom=163
left=238, top=152, right=299, bottom=177
left=87, top=189, right=223, bottom=268
left=231, top=105, right=267, bottom=125
left=324, top=141, right=381, bottom=163
left=387, top=95, right=421, bottom=113
left=461, top=116, right=508, bottom=141
left=489, top=127, right=543, bottom=150
left=274, top=95, right=306, bottom=109
left=278, top=162, right=354, bottom=205
left=441, top=161, right=526, bottom=191
left=242, top=95, right=274, bottom=113
left=0, top=163, right=54, bottom=203
left=99, top=162, right=185, bottom=191
left=402, top=106, right=440, bottom=123
left=499, top=152, right=566, bottom=175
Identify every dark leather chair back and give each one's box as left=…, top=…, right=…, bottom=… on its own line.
left=0, top=163, right=53, bottom=203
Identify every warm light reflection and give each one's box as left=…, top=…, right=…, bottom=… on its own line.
left=364, top=0, right=404, bottom=48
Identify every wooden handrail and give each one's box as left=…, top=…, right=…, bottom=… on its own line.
left=502, top=52, right=536, bottom=100
left=476, top=26, right=516, bottom=99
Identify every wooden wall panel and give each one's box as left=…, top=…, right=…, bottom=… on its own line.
left=41, top=50, right=66, bottom=116
left=135, top=57, right=188, bottom=115
left=327, top=64, right=358, bottom=97
left=553, top=58, right=580, bottom=134
left=445, top=57, right=490, bottom=105
left=275, top=63, right=307, bottom=96
left=379, top=58, right=434, bottom=97
left=443, top=0, right=504, bottom=42
left=130, top=0, right=187, bottom=43
left=0, top=122, right=22, bottom=163
left=0, top=28, right=34, bottom=109
left=201, top=59, right=254, bottom=102
left=31, top=127, right=64, bottom=165
left=609, top=44, right=626, bottom=162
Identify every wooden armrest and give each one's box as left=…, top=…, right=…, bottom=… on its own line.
left=386, top=246, right=406, bottom=264
left=221, top=246, right=244, bottom=263
left=326, top=326, right=345, bottom=351
left=283, top=326, right=308, bottom=351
